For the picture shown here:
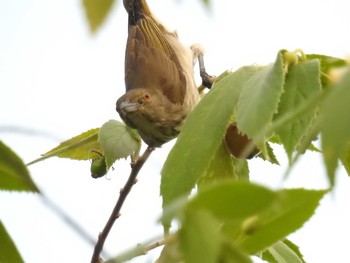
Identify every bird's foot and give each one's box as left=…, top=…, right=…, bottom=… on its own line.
left=200, top=70, right=215, bottom=89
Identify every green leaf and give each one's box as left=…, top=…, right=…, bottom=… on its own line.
left=189, top=183, right=325, bottom=256
left=164, top=182, right=323, bottom=262
left=161, top=68, right=260, bottom=221
left=261, top=249, right=276, bottom=263
left=282, top=239, right=306, bottom=263
left=220, top=241, right=252, bottom=263
left=180, top=209, right=222, bottom=263
left=82, top=0, right=115, bottom=33
left=256, top=142, right=280, bottom=165
left=28, top=128, right=100, bottom=165
left=306, top=54, right=347, bottom=72
left=306, top=54, right=347, bottom=86
left=0, top=141, right=39, bottom=192
left=239, top=188, right=327, bottom=254
left=156, top=241, right=182, bottom=263
left=232, top=157, right=249, bottom=181
left=269, top=130, right=320, bottom=154
left=321, top=67, right=350, bottom=185
left=237, top=51, right=286, bottom=149
left=187, top=181, right=277, bottom=220
left=198, top=142, right=237, bottom=186
left=0, top=221, right=24, bottom=263
left=99, top=120, right=141, bottom=169
left=274, top=60, right=322, bottom=159
left=262, top=240, right=305, bottom=263
left=340, top=143, right=350, bottom=176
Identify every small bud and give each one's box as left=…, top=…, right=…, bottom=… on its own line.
left=283, top=51, right=299, bottom=67
left=241, top=215, right=260, bottom=235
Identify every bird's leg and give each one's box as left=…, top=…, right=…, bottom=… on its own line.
left=191, top=44, right=215, bottom=91
left=198, top=53, right=215, bottom=89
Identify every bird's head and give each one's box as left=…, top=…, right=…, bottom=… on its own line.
left=116, top=87, right=187, bottom=147
left=117, top=88, right=156, bottom=125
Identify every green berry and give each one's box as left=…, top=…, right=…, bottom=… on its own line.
left=90, top=156, right=107, bottom=178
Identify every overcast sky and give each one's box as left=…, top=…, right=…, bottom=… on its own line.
left=1, top=0, right=350, bottom=262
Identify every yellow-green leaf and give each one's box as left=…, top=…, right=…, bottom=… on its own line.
left=28, top=128, right=101, bottom=165
left=82, top=0, right=115, bottom=33
left=321, top=67, right=350, bottom=185
left=274, top=60, right=322, bottom=159
left=220, top=241, right=252, bottom=263
left=256, top=142, right=280, bottom=165
left=198, top=142, right=237, bottom=187
left=161, top=68, right=259, bottom=227
left=340, top=143, right=350, bottom=177
left=0, top=141, right=39, bottom=192
left=180, top=209, right=222, bottom=263
left=187, top=182, right=277, bottom=220
left=237, top=51, right=286, bottom=150
left=239, top=188, right=327, bottom=253
left=0, top=221, right=24, bottom=263
left=156, top=241, right=182, bottom=263
left=306, top=54, right=347, bottom=86
left=183, top=182, right=326, bottom=256
left=262, top=240, right=305, bottom=263
left=232, top=157, right=249, bottom=181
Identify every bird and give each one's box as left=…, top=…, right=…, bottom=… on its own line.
left=116, top=0, right=201, bottom=147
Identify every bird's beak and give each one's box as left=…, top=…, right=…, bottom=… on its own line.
left=118, top=100, right=140, bottom=113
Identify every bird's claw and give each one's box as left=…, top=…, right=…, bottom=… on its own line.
left=200, top=71, right=215, bottom=89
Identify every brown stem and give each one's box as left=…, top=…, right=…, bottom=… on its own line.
left=91, top=146, right=155, bottom=263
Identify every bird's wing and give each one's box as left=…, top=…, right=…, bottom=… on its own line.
left=124, top=17, right=187, bottom=105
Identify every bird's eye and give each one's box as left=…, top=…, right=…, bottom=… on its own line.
left=143, top=93, right=150, bottom=101
left=138, top=93, right=150, bottom=105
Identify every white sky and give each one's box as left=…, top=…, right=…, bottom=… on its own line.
left=1, top=0, right=350, bottom=262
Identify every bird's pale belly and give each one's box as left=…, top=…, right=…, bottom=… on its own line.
left=121, top=110, right=185, bottom=147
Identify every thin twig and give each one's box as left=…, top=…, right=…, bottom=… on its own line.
left=105, top=233, right=177, bottom=263
left=143, top=238, right=167, bottom=252
left=91, top=146, right=155, bottom=263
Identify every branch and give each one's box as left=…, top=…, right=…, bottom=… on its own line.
left=91, top=146, right=155, bottom=263
left=105, top=234, right=177, bottom=263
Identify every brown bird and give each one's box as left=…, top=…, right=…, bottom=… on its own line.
left=116, top=0, right=200, bottom=147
